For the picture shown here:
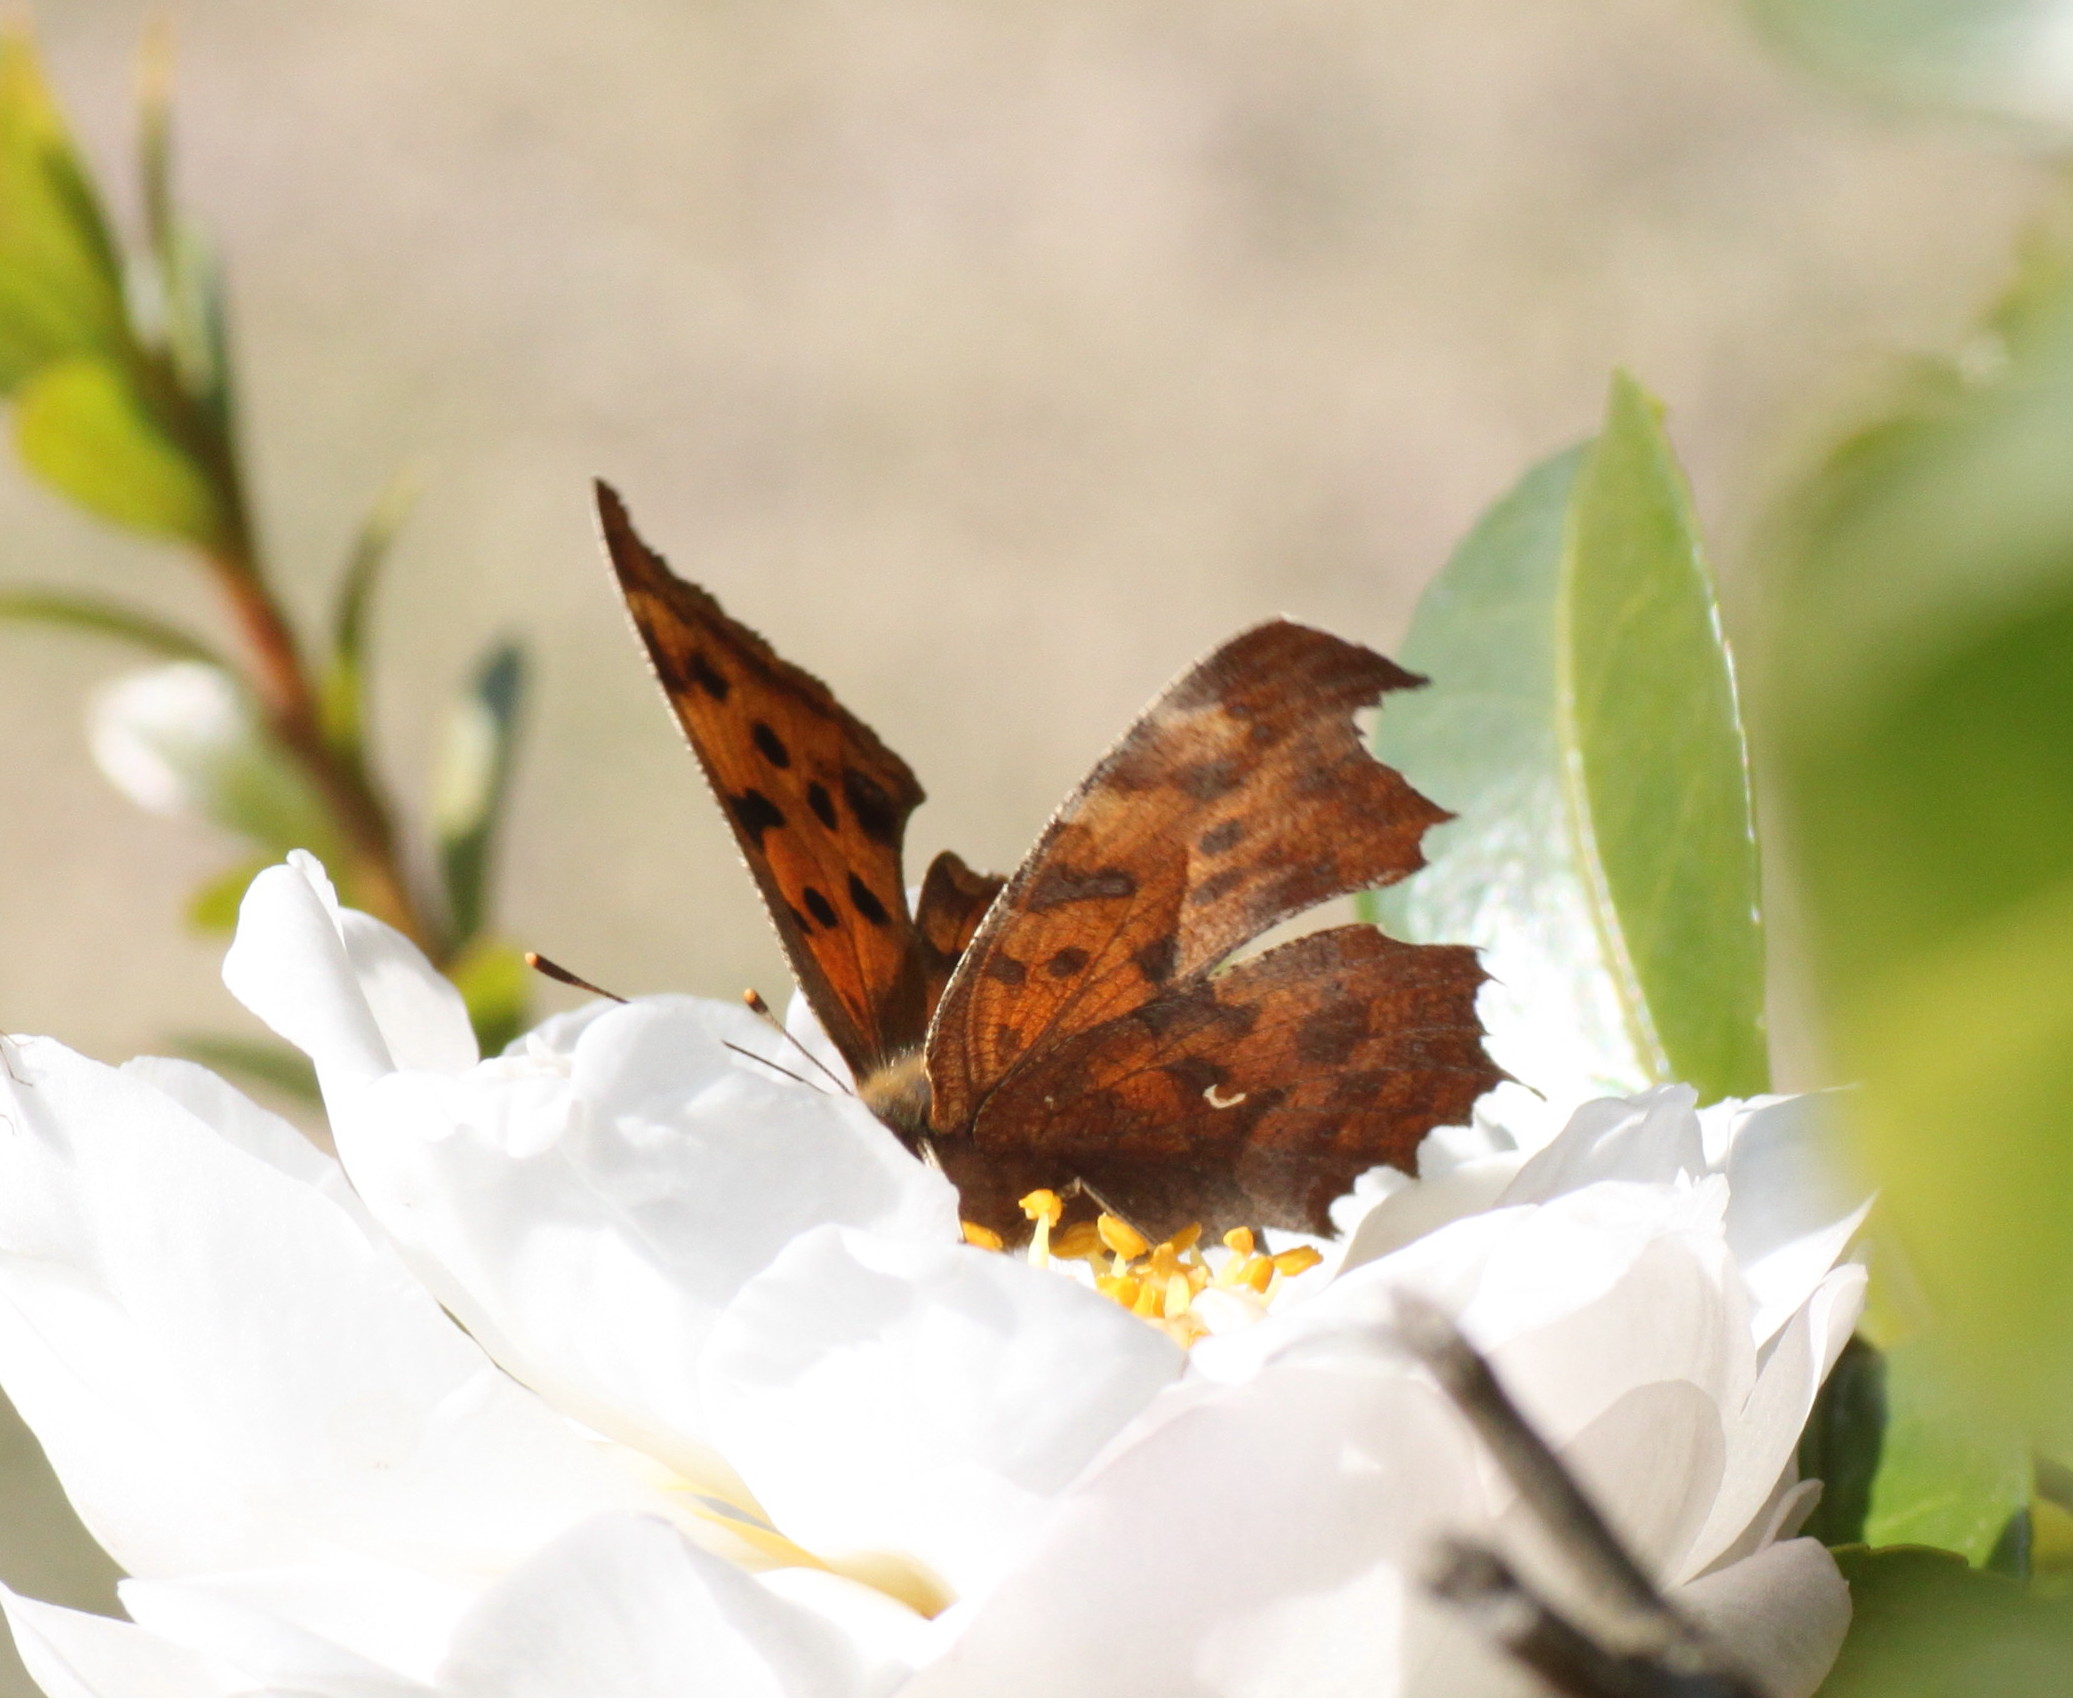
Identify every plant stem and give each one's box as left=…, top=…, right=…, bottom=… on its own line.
left=205, top=532, right=435, bottom=952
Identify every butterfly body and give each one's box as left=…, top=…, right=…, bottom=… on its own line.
left=599, top=483, right=1501, bottom=1243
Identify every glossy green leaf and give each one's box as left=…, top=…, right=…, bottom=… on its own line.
left=1819, top=1546, right=2073, bottom=1697
left=446, top=937, right=530, bottom=1059
left=1863, top=1339, right=2032, bottom=1564
left=0, top=586, right=225, bottom=666
left=14, top=356, right=222, bottom=548
left=319, top=473, right=417, bottom=757
left=172, top=1034, right=318, bottom=1108
left=433, top=641, right=527, bottom=949
left=1369, top=374, right=1766, bottom=1105
left=1765, top=243, right=2073, bottom=1446
left=0, top=31, right=128, bottom=392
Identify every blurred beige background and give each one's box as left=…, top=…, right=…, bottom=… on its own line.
left=0, top=0, right=2050, bottom=1686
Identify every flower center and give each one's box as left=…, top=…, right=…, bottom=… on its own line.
left=961, top=1190, right=1321, bottom=1345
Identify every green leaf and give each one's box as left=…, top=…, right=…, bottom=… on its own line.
left=1368, top=373, right=1766, bottom=1105
left=446, top=937, right=531, bottom=1059
left=1800, top=1335, right=1889, bottom=1548
left=171, top=1034, right=318, bottom=1107
left=319, top=472, right=418, bottom=757
left=14, top=355, right=222, bottom=548
left=1819, top=1546, right=2073, bottom=1697
left=1744, top=0, right=2073, bottom=131
left=184, top=858, right=270, bottom=933
left=0, top=30, right=129, bottom=392
left=1764, top=236, right=2073, bottom=1447
left=91, top=660, right=344, bottom=864
left=0, top=586, right=225, bottom=665
left=433, top=642, right=527, bottom=950
left=1864, top=1338, right=2032, bottom=1564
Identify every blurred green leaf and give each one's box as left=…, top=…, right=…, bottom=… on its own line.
left=184, top=858, right=269, bottom=934
left=171, top=1034, right=318, bottom=1107
left=433, top=641, right=527, bottom=950
left=0, top=30, right=128, bottom=393
left=91, top=661, right=344, bottom=865
left=1819, top=1546, right=2073, bottom=1696
left=319, top=473, right=417, bottom=757
left=447, top=937, right=530, bottom=1059
left=1864, top=1339, right=2032, bottom=1563
left=1801, top=1335, right=1889, bottom=1547
left=1765, top=235, right=2073, bottom=1448
left=15, top=355, right=222, bottom=547
left=1745, top=0, right=2073, bottom=133
left=0, top=586, right=224, bottom=665
left=1367, top=374, right=1765, bottom=1105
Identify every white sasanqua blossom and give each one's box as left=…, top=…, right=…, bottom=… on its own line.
left=0, top=852, right=1868, bottom=1698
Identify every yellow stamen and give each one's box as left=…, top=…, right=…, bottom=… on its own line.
left=1163, top=1273, right=1193, bottom=1319
left=1051, top=1220, right=1105, bottom=1260
left=1021, top=1189, right=1065, bottom=1227
left=1132, top=1279, right=1164, bottom=1318
left=1272, top=1246, right=1324, bottom=1277
left=1097, top=1213, right=1149, bottom=1259
left=1223, top=1226, right=1255, bottom=1256
left=1021, top=1189, right=1064, bottom=1267
left=961, top=1221, right=1004, bottom=1251
left=1244, top=1255, right=1276, bottom=1294
left=1168, top=1223, right=1204, bottom=1254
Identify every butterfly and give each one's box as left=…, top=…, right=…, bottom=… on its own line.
left=597, top=482, right=1501, bottom=1244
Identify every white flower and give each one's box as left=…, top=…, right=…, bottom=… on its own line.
left=0, top=853, right=1869, bottom=1698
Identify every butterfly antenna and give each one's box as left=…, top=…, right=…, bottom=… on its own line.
left=721, top=1041, right=829, bottom=1092
left=524, top=952, right=628, bottom=1003
left=741, top=988, right=853, bottom=1094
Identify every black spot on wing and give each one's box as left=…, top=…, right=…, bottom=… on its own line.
left=751, top=722, right=792, bottom=768
left=807, top=782, right=839, bottom=831
left=1198, top=820, right=1244, bottom=856
left=1295, top=1002, right=1367, bottom=1065
left=1045, top=946, right=1089, bottom=978
left=984, top=954, right=1027, bottom=986
left=802, top=886, right=839, bottom=928
left=1134, top=935, right=1177, bottom=985
left=688, top=651, right=730, bottom=701
left=1173, top=758, right=1241, bottom=800
left=843, top=769, right=901, bottom=845
left=731, top=789, right=786, bottom=848
left=847, top=874, right=891, bottom=927
left=1025, top=866, right=1137, bottom=910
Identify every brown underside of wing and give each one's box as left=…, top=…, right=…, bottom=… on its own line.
left=935, top=926, right=1499, bottom=1242
left=914, top=850, right=1007, bottom=1012
left=924, top=618, right=1499, bottom=1240
left=595, top=482, right=933, bottom=1077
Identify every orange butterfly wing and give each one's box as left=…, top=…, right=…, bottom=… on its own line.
left=598, top=484, right=941, bottom=1081
left=925, top=621, right=1501, bottom=1239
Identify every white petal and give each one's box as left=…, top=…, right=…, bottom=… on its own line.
left=1673, top=1539, right=1851, bottom=1698
left=223, top=862, right=394, bottom=1090
left=0, top=1039, right=665, bottom=1634
left=1718, top=1094, right=1872, bottom=1345
left=117, top=1056, right=370, bottom=1227
left=121, top=1568, right=441, bottom=1695
left=438, top=1515, right=869, bottom=1698
left=700, top=1226, right=1181, bottom=1603
left=336, top=909, right=476, bottom=1074
left=328, top=997, right=957, bottom=1490
left=1499, top=1086, right=1705, bottom=1203
left=1677, top=1264, right=1868, bottom=1581
left=902, top=1346, right=1497, bottom=1698
left=0, top=1589, right=244, bottom=1698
